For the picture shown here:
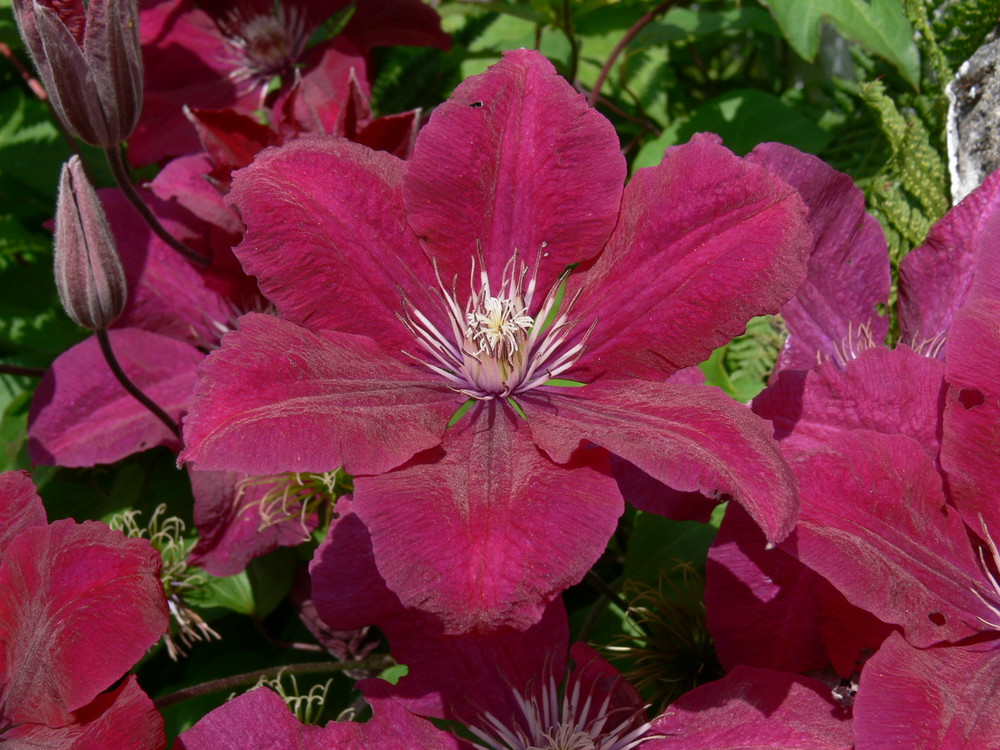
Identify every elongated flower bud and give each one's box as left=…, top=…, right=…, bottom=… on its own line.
left=12, top=0, right=143, bottom=146
left=54, top=155, right=127, bottom=330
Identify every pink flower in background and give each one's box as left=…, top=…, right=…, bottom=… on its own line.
left=132, top=0, right=449, bottom=164
left=0, top=471, right=168, bottom=747
left=182, top=49, right=811, bottom=634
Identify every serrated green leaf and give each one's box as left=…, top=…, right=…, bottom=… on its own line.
left=760, top=0, right=920, bottom=88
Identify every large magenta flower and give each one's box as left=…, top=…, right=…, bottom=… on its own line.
left=0, top=471, right=169, bottom=747
left=182, top=50, right=811, bottom=634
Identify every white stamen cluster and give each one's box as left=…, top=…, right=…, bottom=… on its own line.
left=216, top=2, right=312, bottom=95
left=973, top=514, right=1000, bottom=631
left=469, top=670, right=653, bottom=750
left=400, top=249, right=590, bottom=400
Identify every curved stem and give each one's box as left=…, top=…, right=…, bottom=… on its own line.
left=153, top=656, right=395, bottom=710
left=0, top=363, right=46, bottom=377
left=586, top=0, right=680, bottom=108
left=96, top=328, right=181, bottom=439
left=103, top=146, right=212, bottom=267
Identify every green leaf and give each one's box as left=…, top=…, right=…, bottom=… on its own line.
left=378, top=664, right=409, bottom=685
left=759, top=0, right=920, bottom=88
left=0, top=389, right=30, bottom=471
left=188, top=571, right=255, bottom=615
left=447, top=397, right=477, bottom=427
left=542, top=378, right=586, bottom=387
left=623, top=511, right=720, bottom=586
left=642, top=89, right=832, bottom=158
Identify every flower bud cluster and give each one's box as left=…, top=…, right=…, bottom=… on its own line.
left=12, top=0, right=142, bottom=146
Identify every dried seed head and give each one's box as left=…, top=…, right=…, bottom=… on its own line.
left=12, top=0, right=143, bottom=145
left=54, top=155, right=127, bottom=330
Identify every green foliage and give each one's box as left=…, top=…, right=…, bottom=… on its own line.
left=932, top=0, right=1000, bottom=71
left=758, top=0, right=920, bottom=87
left=861, top=79, right=949, bottom=263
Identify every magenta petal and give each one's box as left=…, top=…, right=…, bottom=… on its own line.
left=3, top=675, right=165, bottom=749
left=100, top=188, right=234, bottom=346
left=854, top=632, right=1000, bottom=748
left=0, top=520, right=167, bottom=726
left=310, top=498, right=407, bottom=632
left=174, top=687, right=316, bottom=750
left=187, top=470, right=314, bottom=577
left=523, top=382, right=799, bottom=544
left=899, top=168, right=1000, bottom=354
left=753, top=345, right=946, bottom=458
left=29, top=330, right=201, bottom=466
left=787, top=430, right=992, bottom=646
left=0, top=470, right=47, bottom=553
left=706, top=504, right=829, bottom=674
left=403, top=49, right=625, bottom=286
left=941, top=298, right=1000, bottom=531
left=181, top=313, right=459, bottom=475
left=647, top=666, right=852, bottom=749
left=341, top=0, right=451, bottom=53
left=227, top=138, right=436, bottom=352
left=747, top=143, right=890, bottom=372
left=353, top=401, right=622, bottom=634
left=573, top=134, right=810, bottom=381
left=374, top=600, right=570, bottom=724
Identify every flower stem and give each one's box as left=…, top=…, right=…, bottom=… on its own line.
left=152, top=656, right=395, bottom=710
left=586, top=0, right=680, bottom=108
left=0, top=363, right=46, bottom=377
left=103, top=146, right=212, bottom=267
left=96, top=328, right=182, bottom=439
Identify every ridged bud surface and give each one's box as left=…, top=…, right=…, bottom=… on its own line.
left=54, top=156, right=127, bottom=330
left=12, top=0, right=142, bottom=146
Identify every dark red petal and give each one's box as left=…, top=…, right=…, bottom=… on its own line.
left=524, top=382, right=798, bottom=543
left=181, top=313, right=459, bottom=476
left=404, top=49, right=625, bottom=290
left=353, top=401, right=622, bottom=634
left=0, top=520, right=167, bottom=726
left=572, top=134, right=810, bottom=381
left=2, top=675, right=165, bottom=749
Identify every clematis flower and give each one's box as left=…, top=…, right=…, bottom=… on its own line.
left=310, top=497, right=651, bottom=748
left=181, top=49, right=811, bottom=634
left=131, top=0, right=449, bottom=164
left=0, top=471, right=169, bottom=747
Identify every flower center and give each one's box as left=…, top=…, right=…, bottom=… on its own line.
left=400, top=250, right=589, bottom=401
left=241, top=16, right=296, bottom=75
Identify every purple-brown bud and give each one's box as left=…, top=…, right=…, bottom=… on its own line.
left=12, top=0, right=143, bottom=146
left=54, top=155, right=127, bottom=330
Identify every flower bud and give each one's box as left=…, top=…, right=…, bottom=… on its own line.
left=54, top=155, right=127, bottom=330
left=12, top=0, right=143, bottom=146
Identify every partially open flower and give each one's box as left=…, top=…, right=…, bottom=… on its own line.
left=54, top=155, right=127, bottom=330
left=12, top=0, right=143, bottom=146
